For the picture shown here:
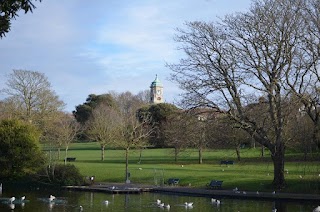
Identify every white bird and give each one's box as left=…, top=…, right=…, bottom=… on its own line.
left=138, top=167, right=142, bottom=170
left=181, top=165, right=184, bottom=167
left=313, top=206, right=320, bottom=212
left=0, top=183, right=2, bottom=191
left=256, top=191, right=259, bottom=195
left=111, top=186, right=116, bottom=190
left=9, top=203, right=15, bottom=210
left=104, top=200, right=109, bottom=205
left=158, top=203, right=165, bottom=207
left=79, top=205, right=83, bottom=211
left=216, top=200, right=221, bottom=205
left=49, top=195, right=56, bottom=202
left=233, top=187, right=238, bottom=192
left=9, top=197, right=15, bottom=203
left=243, top=191, right=246, bottom=195
left=156, top=199, right=161, bottom=205
left=272, top=208, right=277, bottom=212
left=184, top=202, right=193, bottom=207
left=21, top=196, right=26, bottom=201
left=211, top=198, right=216, bottom=203
left=272, top=191, right=276, bottom=194
left=164, top=204, right=170, bottom=209
left=299, top=175, right=303, bottom=179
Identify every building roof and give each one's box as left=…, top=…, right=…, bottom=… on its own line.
left=150, top=75, right=163, bottom=87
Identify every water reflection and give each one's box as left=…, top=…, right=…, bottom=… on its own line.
left=0, top=187, right=318, bottom=211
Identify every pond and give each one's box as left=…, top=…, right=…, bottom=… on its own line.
left=0, top=186, right=318, bottom=212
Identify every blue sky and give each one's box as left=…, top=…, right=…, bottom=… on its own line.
left=0, top=0, right=252, bottom=112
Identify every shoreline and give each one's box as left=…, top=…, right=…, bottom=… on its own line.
left=63, top=182, right=320, bottom=202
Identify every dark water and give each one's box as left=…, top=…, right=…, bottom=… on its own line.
left=0, top=187, right=318, bottom=212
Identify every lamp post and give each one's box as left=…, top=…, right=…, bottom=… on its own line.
left=198, top=116, right=206, bottom=164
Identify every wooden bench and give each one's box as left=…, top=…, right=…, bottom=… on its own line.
left=220, top=160, right=234, bottom=165
left=65, top=157, right=76, bottom=162
left=207, top=180, right=223, bottom=189
left=167, top=178, right=180, bottom=186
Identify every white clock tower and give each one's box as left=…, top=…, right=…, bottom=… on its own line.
left=150, top=75, right=164, bottom=104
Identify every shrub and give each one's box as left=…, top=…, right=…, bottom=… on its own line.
left=37, top=164, right=83, bottom=186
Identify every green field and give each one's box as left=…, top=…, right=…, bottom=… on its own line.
left=52, top=142, right=320, bottom=194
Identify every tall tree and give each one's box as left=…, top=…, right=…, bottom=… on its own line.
left=168, top=0, right=317, bottom=189
left=73, top=94, right=115, bottom=125
left=163, top=111, right=193, bottom=162
left=44, top=112, right=80, bottom=162
left=113, top=91, right=154, bottom=183
left=139, top=103, right=179, bottom=147
left=0, top=0, right=42, bottom=38
left=86, top=104, right=121, bottom=161
left=285, top=0, right=320, bottom=150
left=2, top=69, right=65, bottom=128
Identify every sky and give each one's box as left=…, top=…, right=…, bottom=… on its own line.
left=0, top=0, right=252, bottom=112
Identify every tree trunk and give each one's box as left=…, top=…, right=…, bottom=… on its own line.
left=138, top=148, right=142, bottom=164
left=198, top=147, right=203, bottom=164
left=313, top=122, right=320, bottom=150
left=101, top=145, right=105, bottom=161
left=174, top=147, right=178, bottom=162
left=236, top=145, right=241, bottom=161
left=64, top=146, right=68, bottom=165
left=58, top=148, right=61, bottom=160
left=125, top=147, right=130, bottom=183
left=271, top=146, right=286, bottom=189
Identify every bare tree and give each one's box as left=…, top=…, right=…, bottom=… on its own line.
left=168, top=0, right=316, bottom=189
left=2, top=70, right=65, bottom=126
left=285, top=0, right=320, bottom=150
left=113, top=91, right=154, bottom=183
left=163, top=112, right=192, bottom=162
left=86, top=104, right=122, bottom=161
left=42, top=112, right=79, bottom=161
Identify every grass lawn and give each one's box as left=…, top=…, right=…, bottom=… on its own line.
left=51, top=142, right=320, bottom=194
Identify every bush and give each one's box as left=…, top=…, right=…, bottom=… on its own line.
left=53, top=164, right=83, bottom=186
left=38, top=164, right=83, bottom=186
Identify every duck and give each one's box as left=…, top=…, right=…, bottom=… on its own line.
left=156, top=199, right=161, bottom=205
left=21, top=196, right=26, bottom=201
left=104, top=200, right=109, bottom=205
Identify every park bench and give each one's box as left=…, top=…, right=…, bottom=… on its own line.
left=207, top=180, right=223, bottom=189
left=220, top=160, right=234, bottom=165
left=65, top=157, right=76, bottom=162
left=167, top=178, right=180, bottom=186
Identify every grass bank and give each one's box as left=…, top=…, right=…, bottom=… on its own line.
left=55, top=142, right=320, bottom=194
